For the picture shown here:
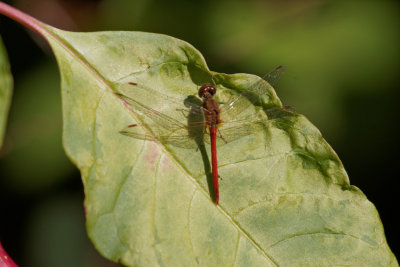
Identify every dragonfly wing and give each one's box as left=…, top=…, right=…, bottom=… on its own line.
left=215, top=106, right=297, bottom=146
left=220, top=65, right=287, bottom=121
left=118, top=93, right=186, bottom=130
left=118, top=82, right=209, bottom=148
left=120, top=125, right=201, bottom=149
left=263, top=65, right=287, bottom=86
left=214, top=123, right=262, bottom=145
left=264, top=105, right=296, bottom=120
left=119, top=82, right=204, bottom=121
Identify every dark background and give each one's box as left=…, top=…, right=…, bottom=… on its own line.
left=0, top=0, right=398, bottom=266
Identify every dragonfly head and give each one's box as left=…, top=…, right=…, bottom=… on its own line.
left=199, top=84, right=217, bottom=99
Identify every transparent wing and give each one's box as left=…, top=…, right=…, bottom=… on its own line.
left=121, top=106, right=296, bottom=148
left=118, top=71, right=294, bottom=148
left=119, top=82, right=204, bottom=120
left=264, top=65, right=287, bottom=86
left=220, top=65, right=287, bottom=121
left=118, top=93, right=186, bottom=129
left=118, top=80, right=209, bottom=128
left=215, top=105, right=297, bottom=145
left=118, top=82, right=207, bottom=148
left=120, top=124, right=204, bottom=149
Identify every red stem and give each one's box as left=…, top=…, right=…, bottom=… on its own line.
left=210, top=127, right=219, bottom=205
left=0, top=1, right=46, bottom=35
left=0, top=241, right=18, bottom=267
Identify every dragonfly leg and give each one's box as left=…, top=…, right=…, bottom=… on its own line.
left=217, top=128, right=228, bottom=144
left=211, top=74, right=217, bottom=86
left=176, top=108, right=189, bottom=118
left=176, top=106, right=203, bottom=117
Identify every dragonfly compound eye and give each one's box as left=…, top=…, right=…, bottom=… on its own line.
left=199, top=84, right=217, bottom=97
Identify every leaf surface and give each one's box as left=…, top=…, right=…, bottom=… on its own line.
left=39, top=26, right=396, bottom=266
left=0, top=36, right=12, bottom=149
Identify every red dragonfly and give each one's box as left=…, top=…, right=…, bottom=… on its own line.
left=118, top=66, right=295, bottom=205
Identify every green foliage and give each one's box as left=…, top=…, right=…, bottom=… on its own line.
left=0, top=36, right=12, bottom=148
left=37, top=25, right=397, bottom=266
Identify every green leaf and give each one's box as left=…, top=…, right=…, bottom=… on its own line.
left=38, top=26, right=396, bottom=266
left=0, top=36, right=13, bottom=149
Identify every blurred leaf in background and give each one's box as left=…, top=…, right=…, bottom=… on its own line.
left=0, top=36, right=12, bottom=148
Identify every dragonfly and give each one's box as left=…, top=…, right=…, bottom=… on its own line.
left=118, top=65, right=295, bottom=205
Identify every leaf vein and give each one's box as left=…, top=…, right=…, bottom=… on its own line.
left=265, top=232, right=377, bottom=250
left=233, top=192, right=361, bottom=216
left=110, top=142, right=145, bottom=213
left=231, top=232, right=241, bottom=267
left=218, top=152, right=290, bottom=169
left=187, top=189, right=198, bottom=266
left=217, top=207, right=279, bottom=266
left=152, top=154, right=163, bottom=265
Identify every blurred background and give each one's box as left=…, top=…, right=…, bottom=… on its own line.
left=0, top=0, right=398, bottom=265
